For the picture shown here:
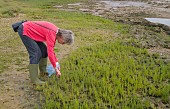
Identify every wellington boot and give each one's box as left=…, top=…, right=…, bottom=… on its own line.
left=39, top=58, right=48, bottom=76
left=29, top=64, right=45, bottom=85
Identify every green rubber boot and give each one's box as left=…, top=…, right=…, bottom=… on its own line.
left=29, top=64, right=45, bottom=85
left=39, top=58, right=48, bottom=76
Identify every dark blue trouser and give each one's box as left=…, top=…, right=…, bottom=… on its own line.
left=17, top=24, right=48, bottom=64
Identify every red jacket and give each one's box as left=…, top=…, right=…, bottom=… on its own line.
left=23, top=21, right=59, bottom=68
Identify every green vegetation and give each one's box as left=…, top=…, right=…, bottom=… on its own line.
left=16, top=0, right=84, bottom=8
left=42, top=41, right=170, bottom=108
left=0, top=0, right=169, bottom=108
left=0, top=0, right=21, bottom=18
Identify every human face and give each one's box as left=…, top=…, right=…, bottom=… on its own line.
left=58, top=37, right=65, bottom=44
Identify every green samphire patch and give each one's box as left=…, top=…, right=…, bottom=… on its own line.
left=42, top=41, right=170, bottom=109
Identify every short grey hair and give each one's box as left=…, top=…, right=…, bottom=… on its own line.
left=57, top=29, right=74, bottom=45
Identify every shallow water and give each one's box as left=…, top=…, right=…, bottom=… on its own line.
left=100, top=1, right=150, bottom=7
left=145, top=18, right=170, bottom=26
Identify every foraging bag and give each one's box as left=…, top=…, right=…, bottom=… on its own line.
left=12, top=20, right=27, bottom=32
left=46, top=62, right=60, bottom=77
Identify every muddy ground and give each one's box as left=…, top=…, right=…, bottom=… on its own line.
left=0, top=0, right=170, bottom=109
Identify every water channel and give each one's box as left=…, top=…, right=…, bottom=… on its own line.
left=145, top=18, right=170, bottom=27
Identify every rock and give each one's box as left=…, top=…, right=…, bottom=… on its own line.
left=97, top=10, right=105, bottom=15
left=53, top=5, right=63, bottom=8
left=68, top=6, right=75, bottom=9
left=164, top=5, right=170, bottom=8
left=79, top=8, right=90, bottom=12
left=67, top=3, right=82, bottom=6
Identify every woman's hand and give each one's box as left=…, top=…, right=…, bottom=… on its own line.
left=55, top=67, right=61, bottom=76
left=56, top=62, right=60, bottom=70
